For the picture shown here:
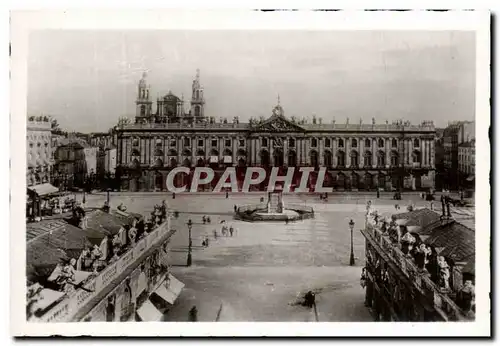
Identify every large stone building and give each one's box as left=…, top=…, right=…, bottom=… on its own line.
left=26, top=116, right=53, bottom=187
left=116, top=71, right=437, bottom=192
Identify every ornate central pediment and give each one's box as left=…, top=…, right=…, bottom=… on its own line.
left=252, top=116, right=305, bottom=133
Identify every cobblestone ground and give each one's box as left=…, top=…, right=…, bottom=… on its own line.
left=81, top=192, right=473, bottom=321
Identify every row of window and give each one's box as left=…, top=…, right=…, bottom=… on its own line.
left=28, top=142, right=50, bottom=148
left=130, top=137, right=423, bottom=150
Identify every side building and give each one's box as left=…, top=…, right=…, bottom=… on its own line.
left=442, top=121, right=475, bottom=191
left=27, top=116, right=54, bottom=187
left=26, top=206, right=184, bottom=322
left=360, top=205, right=475, bottom=321
left=115, top=71, right=437, bottom=192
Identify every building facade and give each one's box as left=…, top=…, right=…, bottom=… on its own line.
left=53, top=138, right=98, bottom=189
left=361, top=206, right=475, bottom=322
left=27, top=116, right=53, bottom=187
left=442, top=121, right=475, bottom=190
left=26, top=208, right=182, bottom=322
left=458, top=139, right=475, bottom=190
left=116, top=71, right=437, bottom=192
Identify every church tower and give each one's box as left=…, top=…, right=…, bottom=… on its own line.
left=135, top=72, right=153, bottom=123
left=190, top=69, right=205, bottom=122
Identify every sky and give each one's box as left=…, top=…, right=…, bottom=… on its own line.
left=27, top=30, right=476, bottom=133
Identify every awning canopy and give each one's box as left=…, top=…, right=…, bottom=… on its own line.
left=136, top=299, right=163, bottom=322
left=153, top=274, right=185, bottom=305
left=28, top=183, right=59, bottom=197
left=168, top=274, right=185, bottom=297
left=223, top=156, right=232, bottom=163
left=154, top=284, right=177, bottom=305
left=210, top=156, right=219, bottom=163
left=466, top=175, right=475, bottom=182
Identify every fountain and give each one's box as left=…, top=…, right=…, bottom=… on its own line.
left=234, top=191, right=314, bottom=222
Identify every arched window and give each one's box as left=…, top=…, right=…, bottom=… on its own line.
left=289, top=138, right=295, bottom=147
left=310, top=150, right=319, bottom=167
left=223, top=148, right=232, bottom=156
left=365, top=139, right=371, bottom=148
left=378, top=139, right=385, bottom=148
left=337, top=151, right=345, bottom=167
left=351, top=139, right=358, bottom=148
left=288, top=150, right=297, bottom=167
left=210, top=148, right=219, bottom=156
left=237, top=149, right=246, bottom=156
left=169, top=158, right=177, bottom=167
left=140, top=105, right=146, bottom=117
left=392, top=139, right=397, bottom=148
left=132, top=138, right=139, bottom=147
left=364, top=151, right=373, bottom=167
left=414, top=139, right=420, bottom=148
left=412, top=150, right=421, bottom=163
left=261, top=150, right=270, bottom=166
left=196, top=149, right=205, bottom=156
left=338, top=139, right=344, bottom=148
left=131, top=149, right=140, bottom=156
left=182, top=149, right=192, bottom=156
left=167, top=149, right=178, bottom=156
left=390, top=151, right=399, bottom=166
left=325, top=138, right=331, bottom=147
left=324, top=150, right=333, bottom=167
left=350, top=150, right=359, bottom=168
left=154, top=148, right=163, bottom=157
left=195, top=106, right=201, bottom=117
left=377, top=151, right=386, bottom=167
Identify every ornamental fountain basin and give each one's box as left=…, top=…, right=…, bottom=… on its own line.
left=234, top=192, right=314, bottom=222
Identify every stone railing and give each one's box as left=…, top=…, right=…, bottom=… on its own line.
left=123, top=122, right=247, bottom=130
left=31, top=219, right=172, bottom=323
left=365, top=224, right=471, bottom=321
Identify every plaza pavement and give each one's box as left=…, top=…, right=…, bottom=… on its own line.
left=80, top=192, right=474, bottom=321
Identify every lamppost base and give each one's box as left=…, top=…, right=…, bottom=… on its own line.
left=187, top=253, right=192, bottom=267
left=349, top=253, right=355, bottom=266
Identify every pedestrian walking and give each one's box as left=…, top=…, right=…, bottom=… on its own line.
left=234, top=205, right=237, bottom=212
left=226, top=191, right=229, bottom=199
left=202, top=216, right=206, bottom=224
left=213, top=229, right=218, bottom=239
left=207, top=216, right=211, bottom=224
left=172, top=192, right=176, bottom=199
left=188, top=306, right=198, bottom=322
left=202, top=239, right=206, bottom=247
left=229, top=226, right=234, bottom=237
left=205, top=236, right=209, bottom=247
left=304, top=291, right=315, bottom=309
left=376, top=189, right=380, bottom=199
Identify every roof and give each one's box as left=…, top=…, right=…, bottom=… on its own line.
left=27, top=183, right=59, bottom=197
left=423, top=221, right=475, bottom=264
left=392, top=208, right=442, bottom=229
left=26, top=220, right=94, bottom=283
left=459, top=140, right=475, bottom=148
left=85, top=209, right=129, bottom=236
left=56, top=138, right=89, bottom=148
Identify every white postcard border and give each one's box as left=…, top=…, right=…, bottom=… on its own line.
left=10, top=9, right=491, bottom=337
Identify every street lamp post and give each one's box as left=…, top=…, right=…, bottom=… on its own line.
left=187, top=219, right=193, bottom=267
left=349, top=219, right=355, bottom=266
